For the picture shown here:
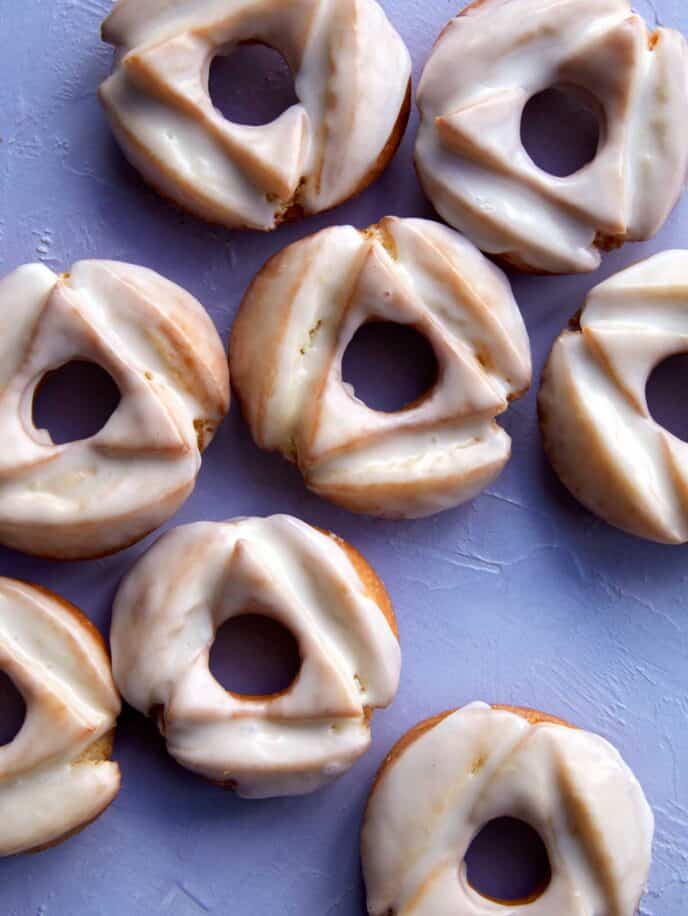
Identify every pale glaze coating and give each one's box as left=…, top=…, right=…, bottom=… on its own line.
left=416, top=0, right=688, bottom=274
left=99, top=0, right=412, bottom=230
left=0, top=579, right=121, bottom=857
left=230, top=217, right=532, bottom=518
left=111, top=515, right=400, bottom=798
left=362, top=702, right=654, bottom=916
left=0, top=261, right=229, bottom=559
left=540, top=250, right=688, bottom=544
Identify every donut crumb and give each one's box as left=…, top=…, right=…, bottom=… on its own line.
left=470, top=752, right=487, bottom=774
left=300, top=320, right=323, bottom=355
left=567, top=309, right=583, bottom=332
left=594, top=231, right=626, bottom=252
left=364, top=222, right=398, bottom=260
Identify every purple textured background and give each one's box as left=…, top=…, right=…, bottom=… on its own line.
left=1, top=0, right=687, bottom=913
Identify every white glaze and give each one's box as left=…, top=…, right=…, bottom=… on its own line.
left=540, top=250, right=688, bottom=543
left=111, top=515, right=400, bottom=798
left=0, top=261, right=229, bottom=559
left=0, top=579, right=121, bottom=856
left=416, top=0, right=688, bottom=274
left=362, top=703, right=654, bottom=916
left=230, top=217, right=531, bottom=518
left=99, top=0, right=411, bottom=230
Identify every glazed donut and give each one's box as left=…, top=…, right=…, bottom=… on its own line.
left=415, top=0, right=688, bottom=274
left=99, top=0, right=411, bottom=231
left=0, top=579, right=121, bottom=857
left=0, top=261, right=229, bottom=560
left=362, top=702, right=654, bottom=916
left=111, top=515, right=400, bottom=798
left=230, top=217, right=532, bottom=518
left=540, top=250, right=688, bottom=544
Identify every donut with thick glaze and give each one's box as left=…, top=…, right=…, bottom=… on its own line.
left=111, top=515, right=400, bottom=798
left=362, top=702, right=654, bottom=916
left=0, top=260, right=229, bottom=559
left=0, top=579, right=121, bottom=857
left=416, top=0, right=688, bottom=274
left=100, top=0, right=412, bottom=230
left=230, top=217, right=531, bottom=518
left=540, top=250, right=688, bottom=543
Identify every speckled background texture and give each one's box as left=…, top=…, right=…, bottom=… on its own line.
left=1, top=0, right=687, bottom=913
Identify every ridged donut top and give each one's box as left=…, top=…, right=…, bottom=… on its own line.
left=230, top=217, right=531, bottom=518
left=111, top=515, right=400, bottom=798
left=0, top=579, right=120, bottom=856
left=540, top=250, right=688, bottom=543
left=416, top=0, right=688, bottom=273
left=0, top=261, right=229, bottom=559
left=99, top=0, right=411, bottom=230
left=362, top=703, right=654, bottom=916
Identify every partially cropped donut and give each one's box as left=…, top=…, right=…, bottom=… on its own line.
left=540, top=251, right=688, bottom=543
left=362, top=702, right=654, bottom=916
left=0, top=579, right=121, bottom=856
left=99, top=0, right=411, bottom=230
left=111, top=515, right=400, bottom=798
left=230, top=217, right=531, bottom=518
left=416, top=0, right=688, bottom=274
left=0, top=261, right=229, bottom=559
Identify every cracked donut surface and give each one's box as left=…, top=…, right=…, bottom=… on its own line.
left=110, top=515, right=400, bottom=798
left=0, top=261, right=229, bottom=559
left=361, top=702, right=653, bottom=916
left=99, top=0, right=412, bottom=230
left=415, top=0, right=688, bottom=274
left=230, top=217, right=532, bottom=518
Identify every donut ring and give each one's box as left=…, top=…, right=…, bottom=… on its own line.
left=361, top=702, right=654, bottom=916
left=99, top=0, right=412, bottom=231
left=0, top=579, right=121, bottom=857
left=230, top=217, right=531, bottom=519
left=415, top=0, right=688, bottom=274
left=540, top=250, right=688, bottom=543
left=111, top=515, right=400, bottom=798
left=0, top=261, right=229, bottom=560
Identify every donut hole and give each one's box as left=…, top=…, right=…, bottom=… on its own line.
left=341, top=322, right=439, bottom=413
left=0, top=671, right=26, bottom=746
left=464, top=818, right=552, bottom=904
left=647, top=354, right=688, bottom=442
left=521, top=85, right=601, bottom=177
left=32, top=361, right=120, bottom=445
left=208, top=43, right=298, bottom=126
left=210, top=614, right=302, bottom=697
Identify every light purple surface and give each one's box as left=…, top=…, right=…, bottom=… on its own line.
left=1, top=0, right=687, bottom=913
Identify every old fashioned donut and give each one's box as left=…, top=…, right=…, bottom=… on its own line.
left=230, top=217, right=531, bottom=518
left=0, top=261, right=229, bottom=560
left=415, top=0, right=688, bottom=274
left=0, top=579, right=121, bottom=857
left=362, top=702, right=654, bottom=916
left=540, top=250, right=688, bottom=543
left=99, top=0, right=412, bottom=231
left=110, top=515, right=400, bottom=798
